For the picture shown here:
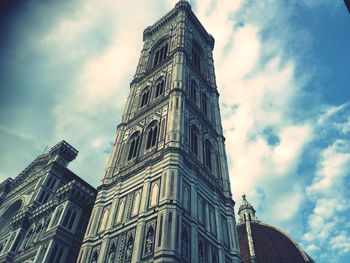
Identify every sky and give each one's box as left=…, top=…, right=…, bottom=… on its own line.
left=0, top=0, right=349, bottom=262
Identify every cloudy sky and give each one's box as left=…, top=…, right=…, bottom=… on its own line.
left=1, top=0, right=349, bottom=262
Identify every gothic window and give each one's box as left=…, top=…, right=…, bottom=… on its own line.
left=140, top=87, right=150, bottom=108
left=215, top=154, right=221, bottom=179
left=63, top=208, right=72, bottom=227
left=49, top=245, right=58, bottom=262
left=204, top=139, right=213, bottom=170
left=201, top=93, right=208, bottom=117
left=192, top=40, right=203, bottom=73
left=181, top=225, right=190, bottom=260
left=91, top=248, right=99, bottom=263
left=166, top=212, right=173, bottom=246
left=124, top=235, right=134, bottom=262
left=153, top=42, right=169, bottom=67
left=221, top=215, right=230, bottom=247
left=32, top=223, right=43, bottom=243
left=158, top=214, right=163, bottom=247
left=183, top=182, right=191, bottom=212
left=155, top=78, right=165, bottom=98
left=143, top=226, right=155, bottom=256
left=116, top=197, right=126, bottom=224
left=190, top=125, right=199, bottom=156
left=99, top=207, right=110, bottom=232
left=198, top=196, right=205, bottom=225
left=198, top=237, right=207, bottom=263
left=106, top=241, right=116, bottom=263
left=23, top=226, right=34, bottom=249
left=131, top=191, right=141, bottom=216
left=127, top=131, right=141, bottom=161
left=67, top=211, right=77, bottom=230
left=145, top=121, right=159, bottom=150
left=190, top=81, right=197, bottom=103
left=209, top=206, right=217, bottom=235
left=211, top=247, right=219, bottom=263
left=149, top=181, right=160, bottom=208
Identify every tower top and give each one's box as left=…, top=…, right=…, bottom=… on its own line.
left=238, top=194, right=259, bottom=223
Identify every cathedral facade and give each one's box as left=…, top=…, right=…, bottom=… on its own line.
left=78, top=1, right=241, bottom=263
left=0, top=141, right=96, bottom=263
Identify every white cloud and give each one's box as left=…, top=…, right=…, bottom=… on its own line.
left=307, top=140, right=350, bottom=196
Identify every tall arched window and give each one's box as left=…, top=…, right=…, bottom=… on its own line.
left=143, top=226, right=155, bottom=256
left=190, top=81, right=197, bottom=103
left=124, top=235, right=134, bottom=261
left=204, top=139, right=212, bottom=170
left=99, top=207, right=110, bottom=232
left=67, top=211, right=77, bottom=230
left=201, top=93, right=208, bottom=117
left=127, top=131, right=141, bottom=161
left=116, top=197, right=126, bottom=224
left=149, top=181, right=159, bottom=208
left=192, top=40, right=203, bottom=73
left=51, top=206, right=63, bottom=227
left=140, top=88, right=150, bottom=108
left=91, top=248, right=99, bottom=263
left=132, top=191, right=141, bottom=216
left=190, top=125, right=199, bottom=156
left=145, top=121, right=159, bottom=150
left=153, top=42, right=169, bottom=67
left=107, top=241, right=116, bottom=263
left=181, top=225, right=190, bottom=259
left=63, top=208, right=72, bottom=227
left=155, top=79, right=165, bottom=98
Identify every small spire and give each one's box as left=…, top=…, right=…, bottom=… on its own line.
left=238, top=194, right=259, bottom=224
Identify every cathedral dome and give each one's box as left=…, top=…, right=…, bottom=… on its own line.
left=236, top=195, right=315, bottom=263
left=237, top=222, right=315, bottom=263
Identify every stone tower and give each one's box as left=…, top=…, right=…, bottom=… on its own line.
left=78, top=1, right=241, bottom=262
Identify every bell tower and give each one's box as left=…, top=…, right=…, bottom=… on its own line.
left=78, top=1, right=241, bottom=262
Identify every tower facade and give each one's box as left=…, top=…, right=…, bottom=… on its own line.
left=79, top=1, right=241, bottom=262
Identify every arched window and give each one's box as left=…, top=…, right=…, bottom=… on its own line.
left=107, top=241, right=116, bottom=263
left=23, top=227, right=34, bottom=249
left=204, top=139, right=212, bottom=170
left=190, top=125, right=199, bottom=156
left=132, top=191, right=141, bottom=216
left=67, top=211, right=77, bottom=230
left=116, top=198, right=126, bottom=224
left=145, top=121, right=159, bottom=150
left=149, top=181, right=159, bottom=208
left=99, top=208, right=110, bottom=232
left=140, top=88, right=150, bottom=108
left=143, top=226, right=155, bottom=255
left=183, top=183, right=191, bottom=212
left=51, top=206, right=63, bottom=227
left=63, top=208, right=72, bottom=227
left=198, top=196, right=205, bottom=225
left=32, top=223, right=43, bottom=243
left=91, top=248, right=99, bottom=263
left=181, top=226, right=190, bottom=259
left=153, top=42, right=169, bottom=67
left=127, top=131, right=141, bottom=161
left=198, top=238, right=206, bottom=263
left=155, top=79, right=165, bottom=98
left=190, top=81, right=197, bottom=103
left=124, top=235, right=134, bottom=261
left=201, top=93, right=208, bottom=117
left=192, top=40, right=203, bottom=73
